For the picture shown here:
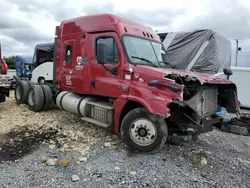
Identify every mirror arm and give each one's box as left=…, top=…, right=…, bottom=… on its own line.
left=100, top=64, right=117, bottom=75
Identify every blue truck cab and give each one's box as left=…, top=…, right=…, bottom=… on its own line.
left=15, top=55, right=33, bottom=79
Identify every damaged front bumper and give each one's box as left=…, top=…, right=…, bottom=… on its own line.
left=168, top=84, right=238, bottom=135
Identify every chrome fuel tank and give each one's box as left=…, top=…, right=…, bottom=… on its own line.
left=56, top=91, right=95, bottom=116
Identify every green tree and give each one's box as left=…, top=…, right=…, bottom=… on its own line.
left=3, top=56, right=16, bottom=69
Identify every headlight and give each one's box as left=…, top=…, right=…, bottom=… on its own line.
left=0, top=79, right=3, bottom=85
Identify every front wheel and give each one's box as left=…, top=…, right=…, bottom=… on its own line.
left=121, top=107, right=168, bottom=153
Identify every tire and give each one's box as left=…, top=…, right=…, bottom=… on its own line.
left=40, top=84, right=53, bottom=110
left=28, top=81, right=36, bottom=87
left=14, top=80, right=29, bottom=104
left=27, top=85, right=44, bottom=112
left=120, top=107, right=168, bottom=153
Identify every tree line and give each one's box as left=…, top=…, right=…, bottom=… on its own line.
left=2, top=56, right=16, bottom=69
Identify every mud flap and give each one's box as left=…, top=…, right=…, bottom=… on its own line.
left=0, top=94, right=5, bottom=103
left=0, top=87, right=9, bottom=97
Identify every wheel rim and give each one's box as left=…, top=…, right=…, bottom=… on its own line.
left=39, top=79, right=45, bottom=84
left=16, top=85, right=22, bottom=100
left=129, top=118, right=157, bottom=147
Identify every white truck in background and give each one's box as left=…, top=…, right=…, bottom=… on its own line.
left=30, top=43, right=54, bottom=84
left=13, top=43, right=54, bottom=87
left=31, top=61, right=53, bottom=84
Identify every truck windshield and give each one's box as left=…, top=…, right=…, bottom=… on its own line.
left=123, top=35, right=164, bottom=67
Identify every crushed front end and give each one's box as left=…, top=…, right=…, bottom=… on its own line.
left=166, top=73, right=239, bottom=137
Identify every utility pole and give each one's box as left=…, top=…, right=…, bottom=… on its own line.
left=235, top=39, right=239, bottom=67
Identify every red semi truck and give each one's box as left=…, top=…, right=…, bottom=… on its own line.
left=15, top=14, right=240, bottom=153
left=0, top=43, right=11, bottom=103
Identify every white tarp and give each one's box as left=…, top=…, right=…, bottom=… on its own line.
left=158, top=29, right=232, bottom=74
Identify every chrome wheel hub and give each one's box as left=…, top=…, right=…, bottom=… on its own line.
left=129, top=118, right=157, bottom=146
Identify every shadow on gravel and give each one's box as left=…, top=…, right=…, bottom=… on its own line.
left=0, top=126, right=58, bottom=162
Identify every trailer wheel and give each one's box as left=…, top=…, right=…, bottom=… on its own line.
left=27, top=85, right=44, bottom=112
left=120, top=107, right=168, bottom=153
left=14, top=80, right=29, bottom=104
left=40, top=84, right=53, bottom=110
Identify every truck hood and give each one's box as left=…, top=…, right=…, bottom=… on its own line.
left=133, top=65, right=233, bottom=85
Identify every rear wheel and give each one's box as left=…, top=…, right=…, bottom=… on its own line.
left=14, top=80, right=29, bottom=104
left=40, top=84, right=53, bottom=110
left=121, top=107, right=168, bottom=153
left=27, top=85, right=44, bottom=112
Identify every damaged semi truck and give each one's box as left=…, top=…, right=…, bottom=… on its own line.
left=14, top=14, right=240, bottom=153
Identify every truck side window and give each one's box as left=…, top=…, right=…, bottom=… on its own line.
left=65, top=45, right=72, bottom=64
left=96, top=37, right=119, bottom=64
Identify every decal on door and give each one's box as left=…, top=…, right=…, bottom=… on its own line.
left=66, top=76, right=72, bottom=85
left=75, top=56, right=84, bottom=70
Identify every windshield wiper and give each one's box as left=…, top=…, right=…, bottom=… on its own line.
left=131, top=56, right=158, bottom=68
left=159, top=61, right=175, bottom=69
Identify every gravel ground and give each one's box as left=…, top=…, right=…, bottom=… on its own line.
left=0, top=91, right=249, bottom=188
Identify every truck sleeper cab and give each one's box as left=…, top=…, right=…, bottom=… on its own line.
left=21, top=14, right=239, bottom=153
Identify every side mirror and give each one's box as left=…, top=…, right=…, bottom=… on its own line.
left=223, top=68, right=233, bottom=76
left=223, top=68, right=233, bottom=80
left=96, top=43, right=107, bottom=64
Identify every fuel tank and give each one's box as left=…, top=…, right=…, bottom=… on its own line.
left=56, top=91, right=96, bottom=116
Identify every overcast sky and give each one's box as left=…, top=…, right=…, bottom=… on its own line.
left=0, top=0, right=249, bottom=67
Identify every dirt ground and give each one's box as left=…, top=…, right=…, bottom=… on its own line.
left=0, top=91, right=249, bottom=188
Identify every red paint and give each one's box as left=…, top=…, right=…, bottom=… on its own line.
left=114, top=97, right=127, bottom=134
left=54, top=14, right=238, bottom=134
left=0, top=43, right=8, bottom=74
left=1, top=59, right=8, bottom=74
left=134, top=65, right=235, bottom=85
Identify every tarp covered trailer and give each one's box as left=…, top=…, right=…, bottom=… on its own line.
left=158, top=29, right=231, bottom=74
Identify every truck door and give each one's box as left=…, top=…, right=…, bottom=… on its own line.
left=60, top=39, right=75, bottom=90
left=90, top=32, right=127, bottom=98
